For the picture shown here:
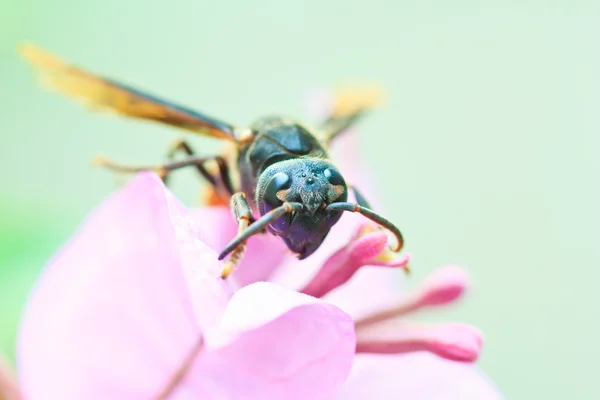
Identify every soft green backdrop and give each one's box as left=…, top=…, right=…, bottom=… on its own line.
left=1, top=0, right=599, bottom=398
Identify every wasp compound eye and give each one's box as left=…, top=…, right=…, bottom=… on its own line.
left=263, top=172, right=293, bottom=232
left=324, top=168, right=345, bottom=186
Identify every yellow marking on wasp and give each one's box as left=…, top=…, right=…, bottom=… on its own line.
left=201, top=187, right=230, bottom=207
left=235, top=128, right=255, bottom=144
left=276, top=189, right=291, bottom=202
left=330, top=184, right=345, bottom=200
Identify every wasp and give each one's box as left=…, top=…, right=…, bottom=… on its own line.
left=20, top=44, right=404, bottom=279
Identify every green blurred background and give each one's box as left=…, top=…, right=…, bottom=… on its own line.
left=1, top=0, right=599, bottom=398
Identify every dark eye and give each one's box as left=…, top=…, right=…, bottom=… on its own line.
left=262, top=172, right=292, bottom=232
left=324, top=168, right=345, bottom=186
left=324, top=168, right=347, bottom=226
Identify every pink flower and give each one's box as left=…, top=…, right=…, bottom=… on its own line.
left=8, top=89, right=502, bottom=399
left=15, top=173, right=358, bottom=400
left=10, top=171, right=501, bottom=399
left=0, top=356, right=21, bottom=400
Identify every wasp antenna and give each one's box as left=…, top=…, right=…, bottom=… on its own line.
left=326, top=202, right=404, bottom=252
left=218, top=202, right=304, bottom=260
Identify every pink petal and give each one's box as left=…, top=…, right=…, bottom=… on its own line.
left=301, top=225, right=410, bottom=298
left=187, top=282, right=356, bottom=400
left=189, top=206, right=291, bottom=287
left=18, top=173, right=356, bottom=400
left=337, top=353, right=502, bottom=399
left=17, top=172, right=228, bottom=400
left=269, top=213, right=365, bottom=289
left=406, top=265, right=469, bottom=309
left=271, top=212, right=407, bottom=318
left=0, top=357, right=22, bottom=400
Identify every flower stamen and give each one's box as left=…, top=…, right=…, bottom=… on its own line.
left=352, top=266, right=481, bottom=362
left=355, top=321, right=483, bottom=362
left=355, top=265, right=469, bottom=328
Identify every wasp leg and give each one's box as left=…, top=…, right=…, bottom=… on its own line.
left=166, top=139, right=195, bottom=159
left=92, top=155, right=221, bottom=181
left=220, top=192, right=255, bottom=279
left=164, top=139, right=216, bottom=186
left=166, top=139, right=235, bottom=195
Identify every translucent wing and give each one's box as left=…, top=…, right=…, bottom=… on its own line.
left=20, top=43, right=237, bottom=141
left=319, top=84, right=384, bottom=144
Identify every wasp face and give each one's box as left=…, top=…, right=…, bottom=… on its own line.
left=256, top=158, right=348, bottom=258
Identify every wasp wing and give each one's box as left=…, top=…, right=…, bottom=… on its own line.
left=20, top=43, right=237, bottom=141
left=319, top=84, right=384, bottom=144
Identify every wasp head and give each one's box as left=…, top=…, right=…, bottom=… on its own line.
left=256, top=158, right=348, bottom=259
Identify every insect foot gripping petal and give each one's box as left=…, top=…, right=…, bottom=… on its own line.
left=218, top=201, right=304, bottom=279
left=220, top=218, right=250, bottom=279
left=220, top=193, right=253, bottom=279
left=220, top=244, right=246, bottom=279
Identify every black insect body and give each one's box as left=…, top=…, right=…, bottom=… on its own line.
left=235, top=118, right=347, bottom=259
left=21, top=44, right=404, bottom=278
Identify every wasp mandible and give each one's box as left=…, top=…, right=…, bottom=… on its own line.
left=20, top=44, right=404, bottom=279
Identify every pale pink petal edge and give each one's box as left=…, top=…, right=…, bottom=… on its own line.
left=337, top=353, right=502, bottom=400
